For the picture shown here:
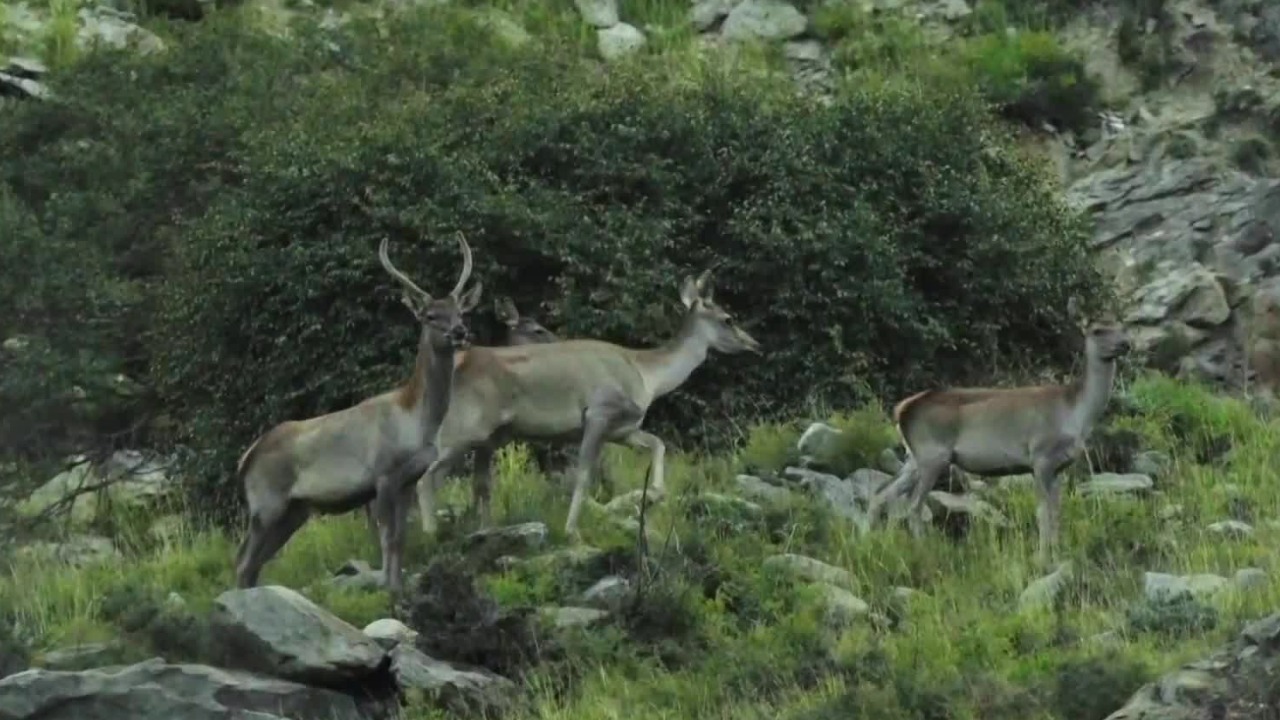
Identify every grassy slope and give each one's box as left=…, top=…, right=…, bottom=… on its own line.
left=4, top=374, right=1280, bottom=719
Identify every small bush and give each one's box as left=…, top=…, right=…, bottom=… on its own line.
left=1232, top=136, right=1274, bottom=175
left=1052, top=652, right=1152, bottom=720
left=963, top=30, right=1102, bottom=133
left=740, top=421, right=803, bottom=475
left=1126, top=594, right=1219, bottom=639
left=818, top=405, right=898, bottom=476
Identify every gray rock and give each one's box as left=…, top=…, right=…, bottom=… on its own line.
left=1077, top=473, right=1154, bottom=497
left=77, top=6, right=166, bottom=54
left=795, top=422, right=843, bottom=459
left=721, top=0, right=807, bottom=41
left=734, top=474, right=795, bottom=504
left=574, top=0, right=618, bottom=27
left=1126, top=261, right=1230, bottom=328
left=4, top=57, right=47, bottom=77
left=693, top=492, right=763, bottom=518
left=1234, top=567, right=1267, bottom=591
left=813, top=582, right=869, bottom=627
left=464, top=522, right=548, bottom=557
left=37, top=643, right=121, bottom=671
left=783, top=467, right=863, bottom=522
left=876, top=447, right=904, bottom=474
left=1143, top=571, right=1230, bottom=602
left=0, top=72, right=48, bottom=100
left=926, top=491, right=1009, bottom=526
left=211, top=586, right=387, bottom=685
left=597, top=22, right=646, bottom=61
left=581, top=576, right=631, bottom=610
left=762, top=553, right=852, bottom=587
left=389, top=645, right=517, bottom=717
left=0, top=657, right=369, bottom=720
left=16, top=535, right=118, bottom=568
left=18, top=450, right=175, bottom=525
left=690, top=0, right=738, bottom=30
left=1207, top=519, right=1254, bottom=538
left=1131, top=450, right=1172, bottom=479
left=361, top=618, right=418, bottom=650
left=539, top=606, right=610, bottom=630
left=328, top=559, right=385, bottom=591
left=1019, top=561, right=1073, bottom=611
left=848, top=468, right=893, bottom=500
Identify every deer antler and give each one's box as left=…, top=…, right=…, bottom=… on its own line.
left=450, top=232, right=473, bottom=300
left=379, top=237, right=432, bottom=300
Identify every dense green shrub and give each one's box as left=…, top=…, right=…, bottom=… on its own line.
left=0, top=6, right=1108, bottom=521
left=963, top=30, right=1102, bottom=133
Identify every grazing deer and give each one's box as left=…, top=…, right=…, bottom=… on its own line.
left=862, top=308, right=1131, bottom=566
left=414, top=267, right=761, bottom=537
left=361, top=296, right=560, bottom=539
left=1247, top=285, right=1280, bottom=404
left=233, top=234, right=483, bottom=593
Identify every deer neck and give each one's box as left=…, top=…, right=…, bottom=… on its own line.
left=401, top=330, right=457, bottom=433
left=638, top=314, right=710, bottom=401
left=1065, top=355, right=1116, bottom=439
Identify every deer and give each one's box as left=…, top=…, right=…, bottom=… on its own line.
left=233, top=234, right=483, bottom=594
left=861, top=305, right=1131, bottom=567
left=1246, top=284, right=1280, bottom=405
left=413, top=267, right=762, bottom=538
left=360, top=296, right=560, bottom=540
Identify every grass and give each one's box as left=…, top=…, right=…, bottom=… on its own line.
left=5, top=373, right=1280, bottom=719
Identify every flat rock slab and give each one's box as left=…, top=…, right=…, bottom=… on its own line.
left=212, top=585, right=387, bottom=686
left=389, top=645, right=517, bottom=716
left=0, top=657, right=371, bottom=720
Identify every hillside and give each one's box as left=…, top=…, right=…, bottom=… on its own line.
left=3, top=0, right=1280, bottom=718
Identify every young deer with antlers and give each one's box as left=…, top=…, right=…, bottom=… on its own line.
left=361, top=296, right=560, bottom=539
left=234, top=234, right=482, bottom=593
left=414, top=267, right=761, bottom=537
left=862, top=307, right=1131, bottom=566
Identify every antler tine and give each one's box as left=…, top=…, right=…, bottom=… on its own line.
left=450, top=231, right=473, bottom=300
left=379, top=237, right=432, bottom=300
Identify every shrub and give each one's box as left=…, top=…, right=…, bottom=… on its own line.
left=1052, top=652, right=1152, bottom=720
left=963, top=30, right=1102, bottom=133
left=1, top=6, right=1109, bottom=521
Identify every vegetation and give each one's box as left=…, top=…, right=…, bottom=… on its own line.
left=3, top=375, right=1280, bottom=719
left=0, top=3, right=1108, bottom=524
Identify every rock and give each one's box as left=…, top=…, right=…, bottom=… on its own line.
left=581, top=576, right=631, bottom=610
left=464, top=522, right=548, bottom=558
left=690, top=0, right=737, bottom=31
left=539, top=606, right=610, bottom=630
left=362, top=619, right=418, bottom=650
left=795, top=422, right=843, bottom=460
left=1019, top=561, right=1073, bottom=612
left=602, top=488, right=663, bottom=515
left=329, top=559, right=385, bottom=591
left=1207, top=519, right=1254, bottom=538
left=1143, top=571, right=1230, bottom=602
left=1234, top=567, right=1267, bottom=591
left=597, top=23, right=646, bottom=61
left=783, top=467, right=863, bottom=522
left=0, top=657, right=369, bottom=720
left=4, top=57, right=46, bottom=77
left=37, top=642, right=121, bottom=671
left=813, top=582, right=869, bottom=628
left=475, top=9, right=531, bottom=47
left=691, top=492, right=763, bottom=519
left=1131, top=450, right=1172, bottom=478
left=876, top=447, right=904, bottom=474
left=77, top=6, right=166, bottom=54
left=574, top=0, right=618, bottom=28
left=1126, top=261, right=1230, bottom=328
left=0, top=72, right=48, bottom=100
left=388, top=645, right=517, bottom=716
left=1077, top=473, right=1155, bottom=497
left=516, top=545, right=605, bottom=575
left=762, top=553, right=853, bottom=587
left=734, top=474, right=795, bottom=504
left=721, top=0, right=807, bottom=41
left=926, top=491, right=1009, bottom=526
left=211, top=586, right=387, bottom=685
left=18, top=451, right=175, bottom=525
left=848, top=468, right=893, bottom=500
left=16, top=535, right=118, bottom=568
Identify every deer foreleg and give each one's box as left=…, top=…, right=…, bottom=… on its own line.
left=1031, top=438, right=1075, bottom=568
left=471, top=444, right=496, bottom=529
left=416, top=444, right=467, bottom=535
left=623, top=430, right=666, bottom=503
left=565, top=388, right=644, bottom=537
left=906, top=455, right=949, bottom=540
left=862, top=454, right=918, bottom=534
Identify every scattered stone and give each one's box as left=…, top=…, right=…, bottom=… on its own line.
left=37, top=643, right=121, bottom=671
left=813, top=582, right=869, bottom=628
left=1143, top=571, right=1230, bottom=603
left=389, top=644, right=518, bottom=717
left=77, top=6, right=166, bottom=54
left=762, top=553, right=852, bottom=587
left=602, top=488, right=658, bottom=515
left=1130, top=450, right=1172, bottom=479
left=795, top=422, right=843, bottom=460
left=691, top=492, right=763, bottom=519
left=734, top=474, right=794, bottom=504
left=328, top=559, right=385, bottom=591
left=464, top=522, right=548, bottom=558
left=848, top=468, right=893, bottom=500
left=1077, top=473, right=1155, bottom=497
left=597, top=22, right=646, bottom=61
left=0, top=657, right=368, bottom=720
left=1234, top=567, right=1267, bottom=591
left=1207, top=519, right=1254, bottom=538
left=580, top=576, right=631, bottom=611
left=721, top=0, right=807, bottom=41
left=539, top=606, right=610, bottom=630
left=475, top=9, right=531, bottom=47
left=0, top=72, right=48, bottom=100
left=926, top=491, right=1009, bottom=526
left=783, top=467, right=863, bottom=522
left=876, top=447, right=904, bottom=474
left=362, top=619, right=418, bottom=650
left=574, top=0, right=618, bottom=28
left=18, top=451, right=175, bottom=526
left=211, top=586, right=387, bottom=686
left=1019, top=561, right=1073, bottom=611
left=690, top=0, right=736, bottom=31
left=16, top=535, right=119, bottom=568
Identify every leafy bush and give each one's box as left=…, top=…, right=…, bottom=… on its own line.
left=963, top=30, right=1102, bottom=133
left=0, top=6, right=1108, bottom=521
left=1052, top=652, right=1152, bottom=720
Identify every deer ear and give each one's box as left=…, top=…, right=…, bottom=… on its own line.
left=494, top=296, right=519, bottom=327
left=458, top=281, right=484, bottom=314
left=680, top=276, right=699, bottom=309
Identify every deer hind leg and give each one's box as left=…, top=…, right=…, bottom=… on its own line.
left=906, top=454, right=949, bottom=540
left=235, top=502, right=309, bottom=589
left=415, top=443, right=472, bottom=535
left=565, top=388, right=644, bottom=537
left=470, top=444, right=497, bottom=529
left=862, top=454, right=918, bottom=534
left=623, top=429, right=666, bottom=502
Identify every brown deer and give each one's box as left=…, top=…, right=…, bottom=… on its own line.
left=1247, top=285, right=1280, bottom=403
left=862, top=307, right=1131, bottom=566
left=361, top=296, right=560, bottom=539
left=233, top=234, right=482, bottom=593
left=414, top=267, right=761, bottom=537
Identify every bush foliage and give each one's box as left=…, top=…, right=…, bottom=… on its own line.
left=0, top=6, right=1109, bottom=520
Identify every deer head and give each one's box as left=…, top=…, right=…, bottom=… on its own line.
left=1068, top=296, right=1130, bottom=363
left=494, top=296, right=558, bottom=346
left=679, top=266, right=761, bottom=354
left=379, top=233, right=483, bottom=350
